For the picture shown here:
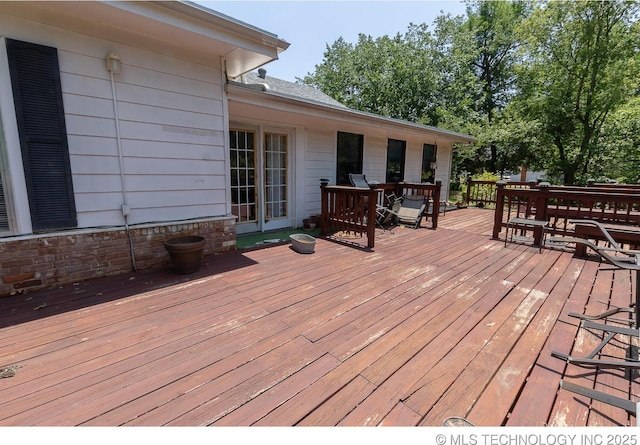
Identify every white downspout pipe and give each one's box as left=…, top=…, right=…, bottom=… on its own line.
left=106, top=52, right=137, bottom=271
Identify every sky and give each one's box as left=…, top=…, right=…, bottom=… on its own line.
left=197, top=1, right=468, bottom=82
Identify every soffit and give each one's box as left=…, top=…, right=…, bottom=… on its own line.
left=0, top=1, right=289, bottom=76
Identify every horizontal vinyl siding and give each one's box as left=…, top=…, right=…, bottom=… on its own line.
left=1, top=13, right=230, bottom=232
left=403, top=138, right=426, bottom=183
left=54, top=38, right=226, bottom=228
left=362, top=134, right=387, bottom=183
left=304, top=129, right=334, bottom=216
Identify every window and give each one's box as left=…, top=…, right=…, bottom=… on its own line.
left=386, top=139, right=406, bottom=183
left=421, top=144, right=437, bottom=182
left=230, top=130, right=257, bottom=223
left=6, top=39, right=76, bottom=231
left=336, top=132, right=363, bottom=185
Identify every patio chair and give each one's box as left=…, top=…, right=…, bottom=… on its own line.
left=348, top=173, right=397, bottom=230
left=375, top=193, right=402, bottom=230
left=548, top=220, right=640, bottom=416
left=549, top=220, right=640, bottom=362
left=548, top=219, right=640, bottom=323
left=348, top=173, right=371, bottom=189
left=396, top=194, right=428, bottom=229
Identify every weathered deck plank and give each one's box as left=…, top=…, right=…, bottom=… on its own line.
left=466, top=257, right=585, bottom=426
left=507, top=259, right=595, bottom=426
left=0, top=207, right=637, bottom=426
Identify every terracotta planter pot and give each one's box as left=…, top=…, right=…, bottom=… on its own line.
left=164, top=235, right=206, bottom=274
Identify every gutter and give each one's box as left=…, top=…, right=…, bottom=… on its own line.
left=226, top=81, right=477, bottom=144
left=154, top=1, right=290, bottom=52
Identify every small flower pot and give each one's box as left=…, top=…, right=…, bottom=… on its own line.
left=164, top=235, right=206, bottom=274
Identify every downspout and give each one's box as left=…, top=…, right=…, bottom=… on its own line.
left=221, top=57, right=232, bottom=216
left=106, top=52, right=137, bottom=272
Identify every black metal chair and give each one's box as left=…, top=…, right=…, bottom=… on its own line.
left=548, top=220, right=640, bottom=415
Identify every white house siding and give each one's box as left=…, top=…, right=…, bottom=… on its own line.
left=361, top=133, right=388, bottom=184
left=304, top=128, right=335, bottom=216
left=302, top=126, right=452, bottom=221
left=0, top=11, right=228, bottom=234
left=437, top=146, right=454, bottom=200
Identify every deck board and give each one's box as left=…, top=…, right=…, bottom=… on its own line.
left=0, top=207, right=637, bottom=426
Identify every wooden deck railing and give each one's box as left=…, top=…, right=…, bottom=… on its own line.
left=319, top=181, right=442, bottom=248
left=320, top=184, right=379, bottom=248
left=466, top=179, right=534, bottom=208
left=374, top=181, right=442, bottom=228
left=492, top=182, right=640, bottom=246
left=587, top=180, right=640, bottom=191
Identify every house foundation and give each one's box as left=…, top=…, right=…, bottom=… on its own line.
left=0, top=216, right=236, bottom=297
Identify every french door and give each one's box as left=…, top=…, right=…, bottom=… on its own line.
left=230, top=128, right=292, bottom=234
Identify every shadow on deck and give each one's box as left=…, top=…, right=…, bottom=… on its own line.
left=0, top=208, right=636, bottom=426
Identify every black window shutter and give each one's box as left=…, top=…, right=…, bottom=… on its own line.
left=6, top=39, right=76, bottom=231
left=0, top=174, right=9, bottom=231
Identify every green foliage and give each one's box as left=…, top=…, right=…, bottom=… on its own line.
left=515, top=0, right=640, bottom=184
left=598, top=96, right=640, bottom=184
left=472, top=171, right=500, bottom=181
left=301, top=27, right=439, bottom=123
left=301, top=0, right=640, bottom=185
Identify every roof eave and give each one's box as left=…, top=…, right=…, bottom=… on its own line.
left=104, top=1, right=290, bottom=77
left=226, top=82, right=477, bottom=144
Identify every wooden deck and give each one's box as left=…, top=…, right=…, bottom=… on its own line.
left=0, top=208, right=637, bottom=426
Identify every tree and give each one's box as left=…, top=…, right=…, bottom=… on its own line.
left=517, top=0, right=640, bottom=184
left=430, top=1, right=531, bottom=175
left=598, top=96, right=640, bottom=184
left=300, top=0, right=640, bottom=185
left=466, top=0, right=530, bottom=173
left=301, top=27, right=439, bottom=122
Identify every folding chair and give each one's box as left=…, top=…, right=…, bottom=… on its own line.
left=548, top=220, right=640, bottom=416
left=348, top=173, right=370, bottom=189
left=348, top=174, right=399, bottom=230
left=396, top=195, right=427, bottom=229
left=549, top=220, right=640, bottom=326
left=375, top=193, right=402, bottom=231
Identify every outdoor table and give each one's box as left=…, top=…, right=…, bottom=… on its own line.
left=505, top=217, right=548, bottom=253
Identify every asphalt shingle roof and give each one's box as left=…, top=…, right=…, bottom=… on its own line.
left=243, top=71, right=347, bottom=108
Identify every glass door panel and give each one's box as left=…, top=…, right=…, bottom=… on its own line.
left=264, top=133, right=287, bottom=220
left=230, top=130, right=257, bottom=226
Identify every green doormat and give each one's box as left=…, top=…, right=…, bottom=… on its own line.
left=236, top=228, right=321, bottom=249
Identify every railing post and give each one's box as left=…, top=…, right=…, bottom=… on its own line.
left=320, top=179, right=329, bottom=235
left=534, top=182, right=550, bottom=221
left=366, top=188, right=378, bottom=248
left=465, top=175, right=472, bottom=205
left=432, top=180, right=442, bottom=229
left=532, top=181, right=550, bottom=245
left=492, top=180, right=507, bottom=239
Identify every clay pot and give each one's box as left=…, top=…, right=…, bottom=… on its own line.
left=164, top=235, right=206, bottom=274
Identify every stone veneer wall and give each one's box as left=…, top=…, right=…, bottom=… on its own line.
left=0, top=216, right=236, bottom=297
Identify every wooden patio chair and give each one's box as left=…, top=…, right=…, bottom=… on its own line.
left=396, top=194, right=428, bottom=229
